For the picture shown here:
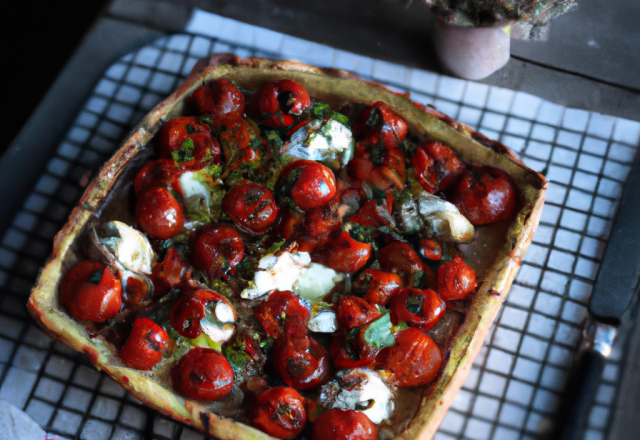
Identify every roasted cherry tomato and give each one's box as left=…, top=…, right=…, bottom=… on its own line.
left=272, top=320, right=330, bottom=390
left=136, top=187, right=184, bottom=240
left=411, top=142, right=464, bottom=194
left=311, top=230, right=371, bottom=273
left=193, top=78, right=245, bottom=127
left=419, top=239, right=442, bottom=260
left=382, top=148, right=407, bottom=183
left=170, top=132, right=221, bottom=170
left=451, top=166, right=517, bottom=225
left=134, top=159, right=179, bottom=195
left=151, top=247, right=190, bottom=298
left=60, top=261, right=122, bottom=322
left=311, top=409, right=378, bottom=440
left=378, top=242, right=428, bottom=287
left=278, top=160, right=337, bottom=211
left=437, top=255, right=476, bottom=301
left=170, top=289, right=232, bottom=339
left=259, top=80, right=311, bottom=127
left=121, top=318, right=171, bottom=370
left=158, top=117, right=211, bottom=158
left=377, top=327, right=442, bottom=387
left=329, top=329, right=379, bottom=369
left=336, top=296, right=380, bottom=330
left=222, top=182, right=279, bottom=235
left=390, top=288, right=445, bottom=332
left=255, top=290, right=311, bottom=338
left=171, top=347, right=234, bottom=401
left=190, top=225, right=244, bottom=278
left=304, top=203, right=341, bottom=239
left=353, top=102, right=408, bottom=150
left=251, top=387, right=308, bottom=439
left=346, top=157, right=374, bottom=182
left=350, top=200, right=393, bottom=229
left=354, top=269, right=403, bottom=306
left=273, top=206, right=305, bottom=241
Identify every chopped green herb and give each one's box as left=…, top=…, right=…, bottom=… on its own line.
left=171, top=138, right=195, bottom=164
left=185, top=124, right=196, bottom=134
left=363, top=313, right=396, bottom=349
left=267, top=239, right=286, bottom=254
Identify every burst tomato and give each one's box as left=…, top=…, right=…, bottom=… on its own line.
left=304, top=203, right=341, bottom=239
left=378, top=242, right=429, bottom=287
left=193, top=78, right=245, bottom=127
left=151, top=247, right=190, bottom=298
left=258, top=80, right=311, bottom=127
left=437, top=255, right=476, bottom=301
left=254, top=290, right=310, bottom=338
left=329, top=329, right=379, bottom=369
left=158, top=117, right=211, bottom=158
left=136, top=187, right=184, bottom=240
left=60, top=261, right=122, bottom=322
left=172, top=347, right=234, bottom=401
left=346, top=157, right=375, bottom=182
left=222, top=182, right=279, bottom=235
left=377, top=327, right=442, bottom=387
left=336, top=296, right=380, bottom=330
left=411, top=142, right=464, bottom=194
left=251, top=387, right=307, bottom=439
left=170, top=289, right=231, bottom=339
left=278, top=160, right=337, bottom=211
left=272, top=320, right=330, bottom=390
left=419, top=239, right=442, bottom=260
left=121, top=318, right=171, bottom=370
left=311, top=409, right=378, bottom=440
left=389, top=288, right=446, bottom=332
left=451, top=166, right=517, bottom=225
left=355, top=269, right=403, bottom=306
left=133, top=159, right=179, bottom=195
left=189, top=225, right=244, bottom=278
left=311, top=230, right=371, bottom=273
left=353, top=102, right=407, bottom=150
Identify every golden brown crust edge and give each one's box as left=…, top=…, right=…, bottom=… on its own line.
left=28, top=55, right=547, bottom=440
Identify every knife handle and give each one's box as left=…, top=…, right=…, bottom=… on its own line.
left=553, top=349, right=606, bottom=440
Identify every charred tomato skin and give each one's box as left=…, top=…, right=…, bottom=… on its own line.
left=254, top=290, right=310, bottom=338
left=136, top=187, right=184, bottom=240
left=171, top=347, right=234, bottom=401
left=357, top=269, right=403, bottom=306
left=311, top=409, right=378, bottom=440
left=251, top=387, right=308, bottom=439
left=437, top=255, right=477, bottom=301
left=222, top=182, right=279, bottom=235
left=121, top=318, right=171, bottom=370
left=377, top=327, right=442, bottom=387
left=278, top=160, right=337, bottom=211
left=151, top=247, right=190, bottom=298
left=60, top=261, right=123, bottom=323
left=193, top=78, right=245, bottom=127
left=170, top=289, right=229, bottom=339
left=134, top=159, right=179, bottom=195
left=419, top=239, right=442, bottom=260
left=311, top=230, right=372, bottom=274
left=411, top=142, right=464, bottom=194
left=259, top=80, right=311, bottom=127
left=329, top=328, right=379, bottom=369
left=336, top=296, right=381, bottom=330
left=158, top=117, right=211, bottom=158
left=389, top=287, right=446, bottom=332
left=189, top=225, right=244, bottom=278
left=451, top=166, right=517, bottom=225
left=378, top=241, right=430, bottom=287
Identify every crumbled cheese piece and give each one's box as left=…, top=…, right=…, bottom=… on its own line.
left=103, top=221, right=155, bottom=275
left=321, top=369, right=394, bottom=424
left=241, top=252, right=343, bottom=300
left=284, top=119, right=354, bottom=167
left=308, top=308, right=338, bottom=333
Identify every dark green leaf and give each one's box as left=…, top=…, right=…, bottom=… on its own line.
left=363, top=313, right=396, bottom=349
left=171, top=138, right=195, bottom=164
left=185, top=124, right=196, bottom=134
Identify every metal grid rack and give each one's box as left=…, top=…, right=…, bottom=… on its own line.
left=0, top=18, right=639, bottom=440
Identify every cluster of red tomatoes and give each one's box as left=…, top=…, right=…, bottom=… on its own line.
left=60, top=76, right=518, bottom=440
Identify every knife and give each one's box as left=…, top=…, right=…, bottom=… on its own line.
left=553, top=156, right=640, bottom=440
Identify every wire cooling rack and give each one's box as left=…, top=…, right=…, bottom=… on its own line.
left=1, top=11, right=639, bottom=440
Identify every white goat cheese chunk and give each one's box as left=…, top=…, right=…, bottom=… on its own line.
left=241, top=252, right=342, bottom=300
left=308, top=309, right=338, bottom=333
left=321, top=369, right=394, bottom=424
left=284, top=119, right=354, bottom=167
left=103, top=221, right=155, bottom=275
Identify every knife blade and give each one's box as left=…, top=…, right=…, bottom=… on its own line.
left=554, top=155, right=640, bottom=440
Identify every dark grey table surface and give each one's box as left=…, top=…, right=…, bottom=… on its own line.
left=1, top=0, right=639, bottom=437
